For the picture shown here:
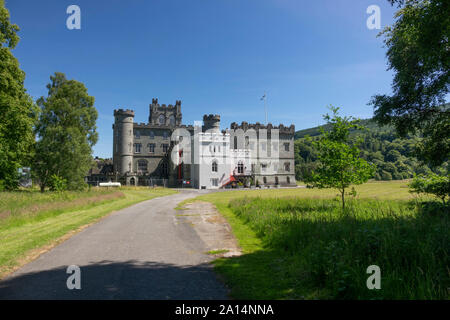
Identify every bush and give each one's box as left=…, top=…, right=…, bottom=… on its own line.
left=48, top=174, right=67, bottom=192
left=380, top=170, right=392, bottom=181
left=409, top=173, right=450, bottom=205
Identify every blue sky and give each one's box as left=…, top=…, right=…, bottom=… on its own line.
left=6, top=0, right=398, bottom=158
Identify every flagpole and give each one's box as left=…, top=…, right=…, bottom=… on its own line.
left=265, top=92, right=267, bottom=125
left=263, top=91, right=267, bottom=125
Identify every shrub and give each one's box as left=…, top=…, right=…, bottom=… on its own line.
left=47, top=174, right=67, bottom=192
left=409, top=173, right=450, bottom=205
left=381, top=170, right=392, bottom=181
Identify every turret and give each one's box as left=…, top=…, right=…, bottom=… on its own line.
left=202, top=114, right=220, bottom=133
left=113, top=109, right=135, bottom=174
left=148, top=98, right=182, bottom=126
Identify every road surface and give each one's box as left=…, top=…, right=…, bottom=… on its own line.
left=0, top=190, right=229, bottom=299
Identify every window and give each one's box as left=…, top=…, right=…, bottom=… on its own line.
left=234, top=136, right=237, bottom=149
left=134, top=143, right=141, bottom=153
left=158, top=114, right=165, bottom=125
left=149, top=131, right=155, bottom=139
left=237, top=161, right=244, bottom=174
left=163, top=131, right=169, bottom=140
left=169, top=115, right=176, bottom=126
left=212, top=161, right=218, bottom=172
left=284, top=143, right=290, bottom=151
left=287, top=176, right=290, bottom=184
left=261, top=163, right=267, bottom=172
left=138, top=160, right=147, bottom=172
left=148, top=143, right=155, bottom=153
left=162, top=144, right=169, bottom=153
left=135, top=130, right=140, bottom=139
left=275, top=177, right=279, bottom=185
left=211, top=178, right=219, bottom=187
left=272, top=142, right=278, bottom=151
left=284, top=162, right=290, bottom=172
left=263, top=177, right=267, bottom=184
left=245, top=136, right=249, bottom=146
left=261, top=142, right=266, bottom=151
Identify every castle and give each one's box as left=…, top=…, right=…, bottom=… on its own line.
left=108, top=98, right=296, bottom=189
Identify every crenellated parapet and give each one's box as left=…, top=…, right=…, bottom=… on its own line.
left=149, top=97, right=182, bottom=126
left=230, top=121, right=295, bottom=134
left=203, top=114, right=220, bottom=121
left=114, top=109, right=135, bottom=117
left=203, top=114, right=221, bottom=132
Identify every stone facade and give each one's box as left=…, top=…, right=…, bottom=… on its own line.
left=109, top=98, right=296, bottom=188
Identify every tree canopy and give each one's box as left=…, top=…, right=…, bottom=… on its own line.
left=304, top=107, right=376, bottom=211
left=370, top=0, right=449, bottom=167
left=33, top=72, right=98, bottom=191
left=0, top=0, right=37, bottom=190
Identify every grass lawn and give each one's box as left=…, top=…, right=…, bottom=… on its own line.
left=180, top=181, right=448, bottom=299
left=0, top=187, right=176, bottom=279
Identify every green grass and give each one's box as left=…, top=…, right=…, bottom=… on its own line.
left=0, top=187, right=176, bottom=278
left=206, top=249, right=229, bottom=255
left=184, top=181, right=448, bottom=299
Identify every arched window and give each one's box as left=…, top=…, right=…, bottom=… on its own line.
left=234, top=136, right=238, bottom=149
left=284, top=162, right=290, bottom=172
left=237, top=161, right=244, bottom=174
left=212, top=161, right=218, bottom=172
left=158, top=114, right=165, bottom=125
left=286, top=176, right=290, bottom=184
left=169, top=115, right=176, bottom=126
left=138, top=160, right=147, bottom=172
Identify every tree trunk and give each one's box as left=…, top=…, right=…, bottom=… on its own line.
left=341, top=189, right=345, bottom=212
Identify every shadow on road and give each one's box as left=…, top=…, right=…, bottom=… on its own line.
left=0, top=260, right=228, bottom=300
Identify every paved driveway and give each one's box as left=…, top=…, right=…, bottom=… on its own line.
left=0, top=190, right=228, bottom=299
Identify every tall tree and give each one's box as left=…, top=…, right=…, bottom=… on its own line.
left=0, top=0, right=37, bottom=190
left=370, top=0, right=449, bottom=166
left=304, top=107, right=376, bottom=211
left=34, top=72, right=98, bottom=191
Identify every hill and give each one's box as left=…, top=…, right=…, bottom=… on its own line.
left=294, top=118, right=445, bottom=181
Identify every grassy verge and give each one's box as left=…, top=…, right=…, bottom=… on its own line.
left=182, top=181, right=448, bottom=299
left=0, top=187, right=176, bottom=278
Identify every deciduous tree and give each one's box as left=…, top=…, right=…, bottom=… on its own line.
left=0, top=0, right=37, bottom=190
left=304, top=107, right=376, bottom=211
left=370, top=0, right=449, bottom=167
left=34, top=72, right=98, bottom=191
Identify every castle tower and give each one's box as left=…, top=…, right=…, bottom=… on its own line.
left=148, top=98, right=182, bottom=126
left=202, top=114, right=220, bottom=132
left=113, top=109, right=135, bottom=175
